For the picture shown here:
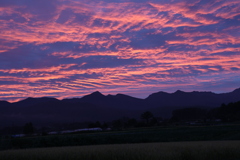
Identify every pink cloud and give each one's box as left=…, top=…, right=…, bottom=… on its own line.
left=0, top=0, right=239, bottom=102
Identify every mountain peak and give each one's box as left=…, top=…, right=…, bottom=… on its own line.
left=81, top=91, right=105, bottom=100
left=174, top=90, right=185, bottom=94
left=116, top=93, right=126, bottom=97
left=232, top=87, right=240, bottom=93
left=146, top=91, right=169, bottom=100
left=91, top=91, right=104, bottom=96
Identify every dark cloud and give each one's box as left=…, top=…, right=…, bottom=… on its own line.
left=196, top=13, right=222, bottom=23
left=0, top=14, right=27, bottom=23
left=0, top=80, right=24, bottom=85
left=13, top=0, right=58, bottom=21
left=92, top=18, right=113, bottom=28
left=166, top=13, right=199, bottom=25
left=231, top=67, right=240, bottom=71
left=56, top=9, right=74, bottom=24
left=129, top=32, right=167, bottom=49
left=73, top=13, right=93, bottom=25
left=0, top=44, right=52, bottom=69
left=211, top=51, right=240, bottom=56
left=198, top=58, right=218, bottom=61
left=80, top=56, right=144, bottom=69
left=0, top=71, right=33, bottom=78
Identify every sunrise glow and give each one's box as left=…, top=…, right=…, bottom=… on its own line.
left=0, top=0, right=239, bottom=102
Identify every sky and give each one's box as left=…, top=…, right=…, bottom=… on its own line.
left=0, top=0, right=240, bottom=102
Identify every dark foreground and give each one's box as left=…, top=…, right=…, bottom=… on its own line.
left=1, top=141, right=240, bottom=160
left=1, top=124, right=240, bottom=150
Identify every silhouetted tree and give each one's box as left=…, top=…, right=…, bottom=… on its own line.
left=126, top=118, right=137, bottom=128
left=112, top=119, right=124, bottom=130
left=88, top=121, right=102, bottom=128
left=171, top=108, right=207, bottom=122
left=141, top=111, right=153, bottom=124
left=23, top=122, right=34, bottom=135
left=149, top=117, right=158, bottom=126
left=95, top=121, right=101, bottom=128
left=215, top=101, right=240, bottom=122
left=41, top=127, right=48, bottom=136
left=102, top=122, right=109, bottom=129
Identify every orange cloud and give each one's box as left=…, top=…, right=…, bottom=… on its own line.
left=0, top=0, right=239, bottom=102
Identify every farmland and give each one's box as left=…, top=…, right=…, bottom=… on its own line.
left=1, top=141, right=240, bottom=160
left=1, top=124, right=240, bottom=150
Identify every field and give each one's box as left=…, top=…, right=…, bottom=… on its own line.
left=1, top=141, right=240, bottom=160
left=1, top=125, right=240, bottom=160
left=1, top=124, right=240, bottom=150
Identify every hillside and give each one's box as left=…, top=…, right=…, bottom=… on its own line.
left=0, top=88, right=240, bottom=128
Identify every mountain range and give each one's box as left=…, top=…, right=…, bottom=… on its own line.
left=0, top=88, right=240, bottom=128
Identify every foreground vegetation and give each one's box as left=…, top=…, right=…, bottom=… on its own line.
left=1, top=141, right=240, bottom=160
left=1, top=124, right=240, bottom=150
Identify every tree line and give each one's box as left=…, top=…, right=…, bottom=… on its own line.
left=2, top=101, right=240, bottom=136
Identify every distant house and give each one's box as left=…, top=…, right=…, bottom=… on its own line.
left=88, top=127, right=102, bottom=131
left=48, top=127, right=103, bottom=135
left=74, top=127, right=102, bottom=132
left=11, top=134, right=25, bottom=138
left=48, top=131, right=58, bottom=135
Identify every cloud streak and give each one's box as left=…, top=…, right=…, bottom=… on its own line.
left=0, top=0, right=239, bottom=101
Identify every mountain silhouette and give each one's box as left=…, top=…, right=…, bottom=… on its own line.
left=13, top=97, right=59, bottom=107
left=0, top=88, right=240, bottom=128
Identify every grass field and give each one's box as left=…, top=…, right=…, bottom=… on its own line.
left=1, top=124, right=240, bottom=150
left=1, top=141, right=240, bottom=160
